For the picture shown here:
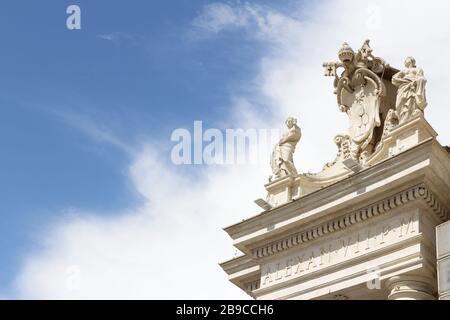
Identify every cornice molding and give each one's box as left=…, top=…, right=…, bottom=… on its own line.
left=252, top=184, right=448, bottom=259
left=224, top=138, right=443, bottom=240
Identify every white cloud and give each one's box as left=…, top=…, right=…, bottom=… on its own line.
left=192, top=3, right=251, bottom=33
left=98, top=32, right=143, bottom=47
left=15, top=146, right=266, bottom=299
left=14, top=0, right=450, bottom=299
left=191, top=2, right=302, bottom=44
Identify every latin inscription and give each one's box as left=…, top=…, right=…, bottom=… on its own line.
left=261, top=212, right=418, bottom=288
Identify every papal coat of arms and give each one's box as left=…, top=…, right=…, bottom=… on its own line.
left=323, top=40, right=390, bottom=163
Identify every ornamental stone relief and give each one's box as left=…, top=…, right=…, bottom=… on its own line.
left=264, top=40, right=432, bottom=208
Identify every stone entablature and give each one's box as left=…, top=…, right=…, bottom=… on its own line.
left=225, top=139, right=449, bottom=252
left=253, top=184, right=447, bottom=261
left=221, top=138, right=449, bottom=299
left=260, top=210, right=420, bottom=288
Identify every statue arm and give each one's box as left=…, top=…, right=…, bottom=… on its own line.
left=279, top=127, right=301, bottom=144
left=417, top=68, right=425, bottom=77
left=392, top=72, right=408, bottom=86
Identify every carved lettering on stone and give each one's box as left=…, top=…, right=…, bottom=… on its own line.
left=260, top=212, right=419, bottom=288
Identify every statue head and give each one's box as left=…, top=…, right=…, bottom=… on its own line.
left=338, top=42, right=355, bottom=63
left=285, top=117, right=297, bottom=129
left=404, top=56, right=416, bottom=68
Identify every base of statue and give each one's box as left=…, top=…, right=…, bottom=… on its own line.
left=367, top=115, right=437, bottom=166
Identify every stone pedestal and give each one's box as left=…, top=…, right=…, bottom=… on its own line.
left=265, top=176, right=296, bottom=208
left=368, top=116, right=437, bottom=166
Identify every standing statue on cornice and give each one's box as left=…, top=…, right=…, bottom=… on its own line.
left=270, top=117, right=301, bottom=181
left=392, top=57, right=427, bottom=125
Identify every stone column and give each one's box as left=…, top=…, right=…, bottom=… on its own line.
left=386, top=275, right=436, bottom=300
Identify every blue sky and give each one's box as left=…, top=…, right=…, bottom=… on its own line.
left=0, top=0, right=293, bottom=296
left=1, top=0, right=448, bottom=299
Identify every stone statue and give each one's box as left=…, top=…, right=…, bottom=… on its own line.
left=270, top=117, right=301, bottom=180
left=323, top=40, right=386, bottom=162
left=392, top=57, right=427, bottom=124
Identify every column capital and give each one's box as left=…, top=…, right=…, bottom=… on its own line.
left=386, top=275, right=436, bottom=300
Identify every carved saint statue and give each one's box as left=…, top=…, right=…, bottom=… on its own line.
left=392, top=57, right=427, bottom=124
left=270, top=117, right=301, bottom=180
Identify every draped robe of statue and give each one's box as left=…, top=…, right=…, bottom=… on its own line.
left=392, top=65, right=427, bottom=124
left=271, top=123, right=301, bottom=179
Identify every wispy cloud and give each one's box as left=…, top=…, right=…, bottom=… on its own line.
left=98, top=32, right=144, bottom=47
left=191, top=2, right=302, bottom=44
left=14, top=145, right=263, bottom=299
left=49, top=108, right=135, bottom=155
left=192, top=2, right=251, bottom=33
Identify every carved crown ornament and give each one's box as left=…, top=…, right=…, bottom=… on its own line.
left=324, top=40, right=387, bottom=109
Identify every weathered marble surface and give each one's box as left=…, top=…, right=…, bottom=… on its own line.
left=392, top=57, right=427, bottom=125
left=221, top=41, right=449, bottom=300
left=222, top=140, right=449, bottom=299
left=270, top=117, right=301, bottom=181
